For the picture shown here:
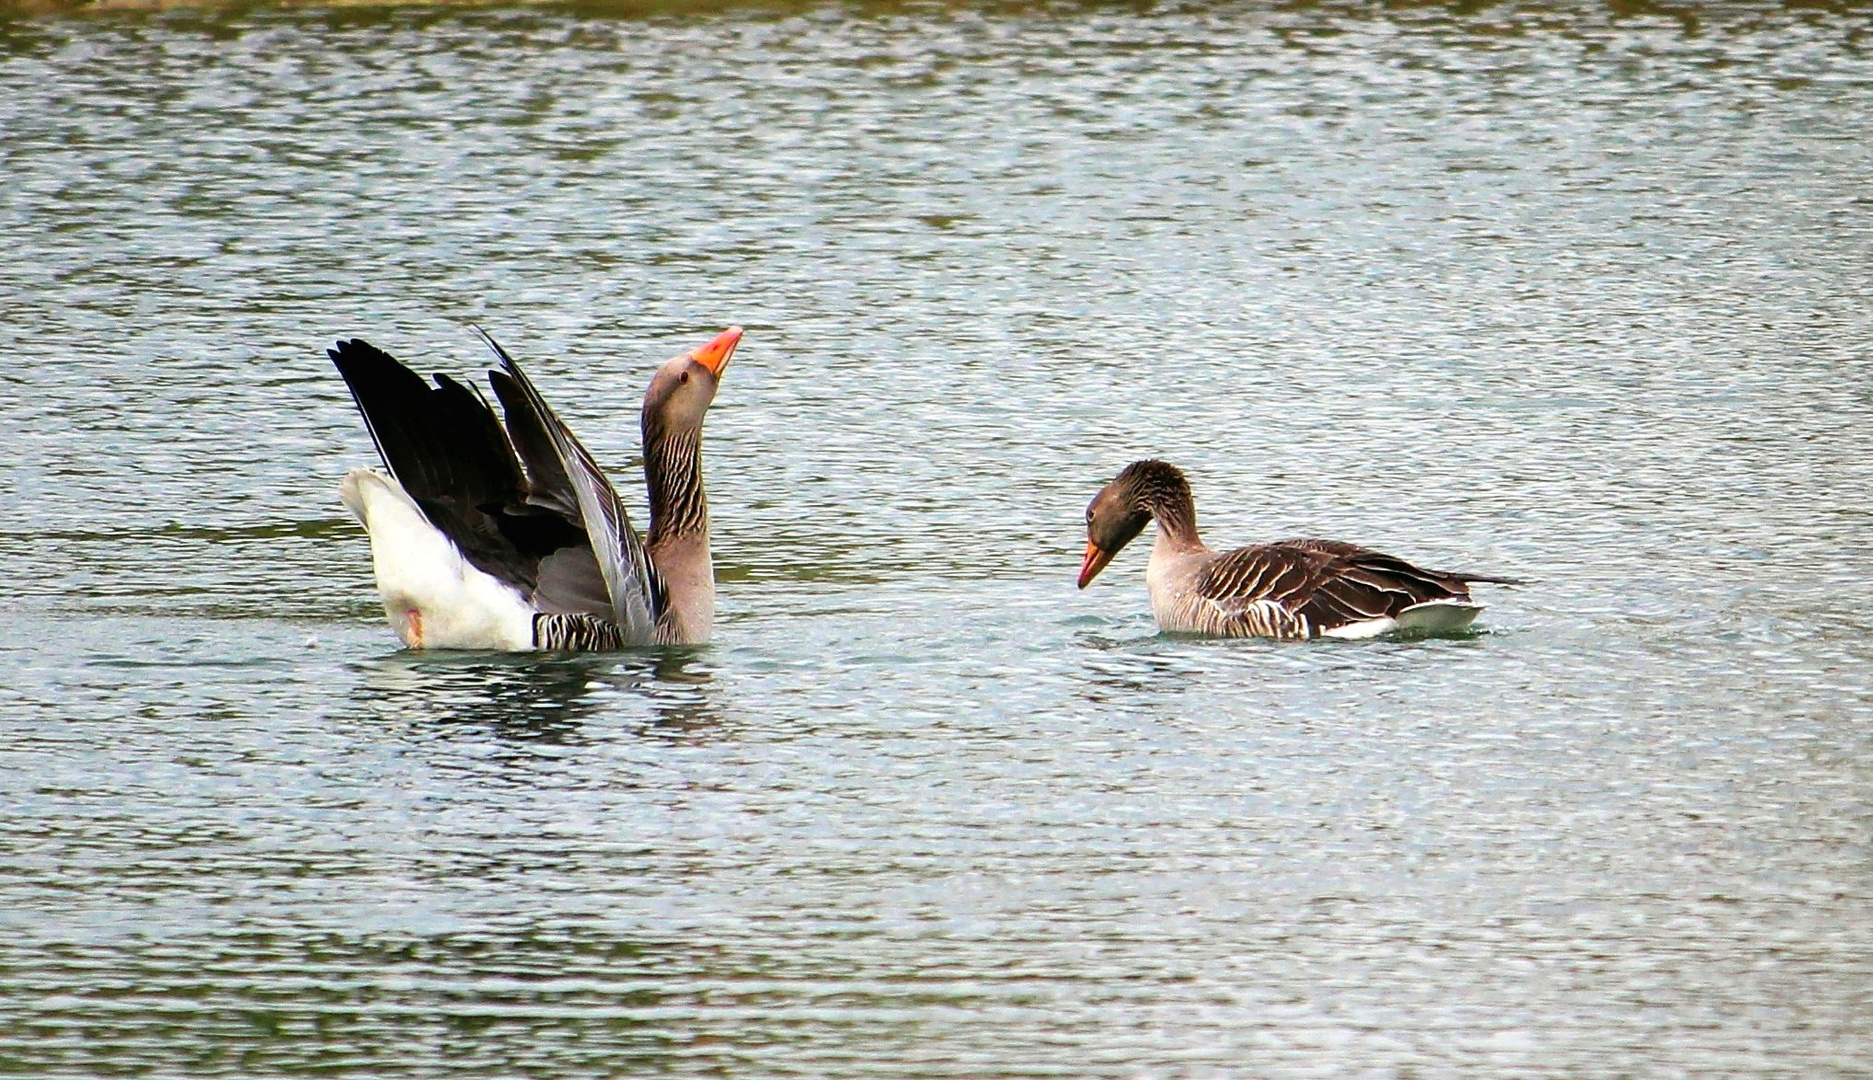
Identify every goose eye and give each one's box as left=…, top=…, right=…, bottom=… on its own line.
left=680, top=372, right=691, bottom=384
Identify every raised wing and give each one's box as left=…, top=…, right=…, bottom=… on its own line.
left=488, top=366, right=579, bottom=522
left=330, top=338, right=543, bottom=591
left=474, top=327, right=664, bottom=643
left=329, top=338, right=522, bottom=507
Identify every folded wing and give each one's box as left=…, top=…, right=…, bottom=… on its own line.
left=1193, top=540, right=1479, bottom=639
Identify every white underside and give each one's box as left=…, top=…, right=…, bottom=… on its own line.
left=339, top=468, right=537, bottom=651
left=1321, top=599, right=1484, bottom=640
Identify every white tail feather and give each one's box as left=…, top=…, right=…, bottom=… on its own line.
left=1393, top=599, right=1483, bottom=635
left=1318, top=600, right=1483, bottom=640
left=1320, top=617, right=1398, bottom=640
left=339, top=468, right=535, bottom=650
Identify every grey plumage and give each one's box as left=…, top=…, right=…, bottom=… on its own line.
left=533, top=612, right=628, bottom=651
left=1177, top=540, right=1486, bottom=639
left=332, top=326, right=739, bottom=651
left=474, top=328, right=666, bottom=643
left=643, top=427, right=707, bottom=541
left=1081, top=460, right=1517, bottom=640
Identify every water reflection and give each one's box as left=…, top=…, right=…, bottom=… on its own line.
left=630, top=649, right=723, bottom=739
left=1074, top=628, right=1206, bottom=701
left=348, top=648, right=722, bottom=742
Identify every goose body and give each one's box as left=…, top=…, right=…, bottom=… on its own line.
left=330, top=326, right=741, bottom=651
left=1079, top=460, right=1516, bottom=640
left=338, top=467, right=538, bottom=650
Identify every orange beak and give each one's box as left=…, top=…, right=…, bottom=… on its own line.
left=1077, top=541, right=1115, bottom=589
left=688, top=326, right=743, bottom=377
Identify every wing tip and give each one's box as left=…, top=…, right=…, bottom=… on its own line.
left=472, top=324, right=521, bottom=372
left=1460, top=573, right=1528, bottom=587
left=327, top=337, right=387, bottom=365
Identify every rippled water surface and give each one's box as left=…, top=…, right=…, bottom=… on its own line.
left=5, top=1, right=1873, bottom=1074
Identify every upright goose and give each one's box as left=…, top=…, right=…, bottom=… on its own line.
left=330, top=326, right=742, bottom=651
left=1078, top=460, right=1516, bottom=639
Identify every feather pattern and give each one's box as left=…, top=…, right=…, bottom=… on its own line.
left=330, top=338, right=567, bottom=601
left=472, top=328, right=665, bottom=642
left=332, top=326, right=739, bottom=651
left=533, top=613, right=629, bottom=651
left=644, top=427, right=707, bottom=541
left=1177, top=540, right=1484, bottom=639
left=1082, top=460, right=1515, bottom=640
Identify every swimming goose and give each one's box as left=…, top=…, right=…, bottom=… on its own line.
left=1077, top=460, right=1516, bottom=639
left=330, top=326, right=741, bottom=651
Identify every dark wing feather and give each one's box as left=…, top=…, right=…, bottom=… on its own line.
left=329, top=339, right=522, bottom=507
left=1283, top=539, right=1524, bottom=586
left=331, top=337, right=616, bottom=622
left=488, top=368, right=579, bottom=521
left=330, top=339, right=541, bottom=589
left=1195, top=541, right=1477, bottom=635
left=473, top=328, right=664, bottom=643
left=482, top=367, right=612, bottom=616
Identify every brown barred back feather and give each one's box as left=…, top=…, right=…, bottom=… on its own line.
left=533, top=612, right=627, bottom=651
left=1187, top=541, right=1476, bottom=638
left=1085, top=460, right=1515, bottom=639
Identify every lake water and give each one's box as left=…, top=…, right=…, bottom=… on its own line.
left=4, top=1, right=1873, bottom=1074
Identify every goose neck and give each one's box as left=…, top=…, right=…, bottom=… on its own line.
left=644, top=425, right=707, bottom=543
left=1142, top=488, right=1203, bottom=553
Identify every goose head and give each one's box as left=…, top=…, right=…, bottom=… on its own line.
left=642, top=325, right=742, bottom=434
left=1078, top=459, right=1194, bottom=588
left=1078, top=471, right=1152, bottom=589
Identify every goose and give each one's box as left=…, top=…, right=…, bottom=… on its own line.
left=1077, top=459, right=1517, bottom=639
left=329, top=325, right=742, bottom=651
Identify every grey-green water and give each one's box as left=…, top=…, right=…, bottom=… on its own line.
left=5, top=2, right=1873, bottom=1075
